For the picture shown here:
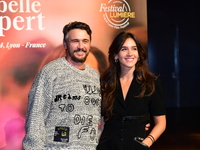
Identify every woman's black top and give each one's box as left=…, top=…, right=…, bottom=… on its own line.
left=97, top=77, right=166, bottom=150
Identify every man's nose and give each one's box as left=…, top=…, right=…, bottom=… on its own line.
left=77, top=41, right=84, bottom=49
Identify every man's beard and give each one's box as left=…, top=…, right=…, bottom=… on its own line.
left=68, top=48, right=89, bottom=63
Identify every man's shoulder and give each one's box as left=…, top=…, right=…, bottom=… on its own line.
left=86, top=64, right=99, bottom=76
left=46, top=57, right=64, bottom=66
left=42, top=57, right=64, bottom=69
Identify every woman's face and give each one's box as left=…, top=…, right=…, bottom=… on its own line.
left=115, top=38, right=139, bottom=70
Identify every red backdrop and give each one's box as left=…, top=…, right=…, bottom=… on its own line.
left=0, top=0, right=147, bottom=149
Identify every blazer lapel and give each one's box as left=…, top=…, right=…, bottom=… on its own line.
left=116, top=79, right=126, bottom=108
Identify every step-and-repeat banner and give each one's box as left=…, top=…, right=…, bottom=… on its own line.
left=0, top=0, right=147, bottom=149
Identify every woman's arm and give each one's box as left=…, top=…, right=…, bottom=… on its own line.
left=142, top=115, right=166, bottom=147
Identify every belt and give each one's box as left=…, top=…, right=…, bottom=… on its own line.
left=114, top=116, right=150, bottom=121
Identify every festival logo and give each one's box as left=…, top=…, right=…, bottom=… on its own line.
left=99, top=0, right=135, bottom=29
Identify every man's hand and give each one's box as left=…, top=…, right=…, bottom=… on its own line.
left=145, top=123, right=150, bottom=131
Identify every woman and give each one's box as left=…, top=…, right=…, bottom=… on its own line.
left=97, top=32, right=166, bottom=150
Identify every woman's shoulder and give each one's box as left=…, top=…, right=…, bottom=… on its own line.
left=154, top=76, right=162, bottom=85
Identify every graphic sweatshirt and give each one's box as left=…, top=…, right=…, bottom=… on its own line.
left=23, top=57, right=101, bottom=150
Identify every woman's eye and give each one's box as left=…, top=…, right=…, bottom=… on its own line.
left=121, top=48, right=127, bottom=51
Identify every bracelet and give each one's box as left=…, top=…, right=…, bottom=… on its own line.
left=148, top=135, right=155, bottom=143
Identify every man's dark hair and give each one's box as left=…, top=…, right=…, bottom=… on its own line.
left=63, top=21, right=92, bottom=41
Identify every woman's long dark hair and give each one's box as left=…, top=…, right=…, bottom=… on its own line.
left=101, top=32, right=156, bottom=121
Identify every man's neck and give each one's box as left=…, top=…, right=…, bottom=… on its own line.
left=65, top=57, right=85, bottom=69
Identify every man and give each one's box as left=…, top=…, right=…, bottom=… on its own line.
left=23, top=21, right=101, bottom=150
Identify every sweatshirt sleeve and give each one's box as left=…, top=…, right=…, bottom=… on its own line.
left=23, top=69, right=52, bottom=150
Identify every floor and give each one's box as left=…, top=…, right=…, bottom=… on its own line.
left=151, top=107, right=200, bottom=150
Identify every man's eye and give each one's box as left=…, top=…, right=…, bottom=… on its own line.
left=71, top=40, right=78, bottom=43
left=83, top=40, right=89, bottom=43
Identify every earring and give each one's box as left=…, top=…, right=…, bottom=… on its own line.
left=115, top=59, right=118, bottom=63
left=138, top=58, right=140, bottom=61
